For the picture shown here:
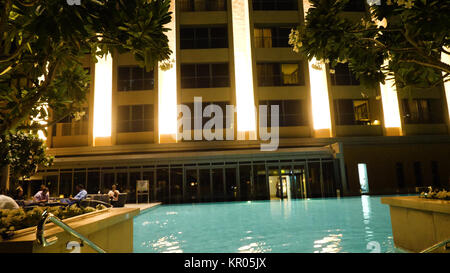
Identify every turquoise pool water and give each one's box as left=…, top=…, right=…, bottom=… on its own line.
left=134, top=196, right=397, bottom=253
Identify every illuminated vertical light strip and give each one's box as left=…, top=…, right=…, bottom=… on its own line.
left=302, top=1, right=332, bottom=136
left=367, top=2, right=402, bottom=134
left=308, top=59, right=332, bottom=132
left=231, top=0, right=257, bottom=140
left=93, top=51, right=113, bottom=145
left=441, top=48, right=450, bottom=120
left=379, top=60, right=402, bottom=133
left=35, top=73, right=48, bottom=141
left=158, top=0, right=178, bottom=143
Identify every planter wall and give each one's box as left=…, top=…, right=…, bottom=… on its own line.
left=381, top=196, right=450, bottom=253
left=0, top=207, right=139, bottom=253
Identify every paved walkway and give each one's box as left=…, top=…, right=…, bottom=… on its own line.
left=124, top=203, right=161, bottom=213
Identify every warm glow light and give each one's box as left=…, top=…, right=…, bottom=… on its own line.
left=231, top=0, right=257, bottom=139
left=158, top=0, right=178, bottom=143
left=308, top=59, right=332, bottom=131
left=441, top=48, right=450, bottom=120
left=93, top=51, right=113, bottom=141
left=302, top=1, right=332, bottom=134
left=380, top=61, right=402, bottom=129
left=35, top=72, right=48, bottom=141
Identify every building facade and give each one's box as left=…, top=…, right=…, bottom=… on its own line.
left=32, top=0, right=450, bottom=203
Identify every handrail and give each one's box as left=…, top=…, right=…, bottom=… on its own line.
left=36, top=210, right=106, bottom=253
left=420, top=238, right=450, bottom=253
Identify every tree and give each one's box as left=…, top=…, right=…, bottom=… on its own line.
left=289, top=0, right=450, bottom=88
left=0, top=131, right=52, bottom=181
left=0, top=0, right=172, bottom=189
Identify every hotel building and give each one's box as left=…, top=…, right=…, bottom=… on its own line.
left=32, top=0, right=450, bottom=203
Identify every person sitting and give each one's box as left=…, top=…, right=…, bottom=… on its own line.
left=0, top=194, right=20, bottom=209
left=108, top=184, right=120, bottom=206
left=13, top=185, right=24, bottom=200
left=61, top=184, right=87, bottom=205
left=33, top=186, right=49, bottom=204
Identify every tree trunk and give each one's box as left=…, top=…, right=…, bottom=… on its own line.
left=0, top=164, right=10, bottom=192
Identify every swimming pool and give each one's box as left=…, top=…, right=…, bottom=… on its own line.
left=134, top=196, right=398, bottom=253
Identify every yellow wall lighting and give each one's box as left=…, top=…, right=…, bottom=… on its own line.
left=93, top=51, right=113, bottom=146
left=302, top=1, right=332, bottom=137
left=441, top=48, right=450, bottom=121
left=379, top=60, right=402, bottom=135
left=158, top=0, right=178, bottom=143
left=231, top=0, right=257, bottom=140
left=308, top=59, right=332, bottom=136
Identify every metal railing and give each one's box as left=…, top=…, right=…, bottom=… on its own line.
left=420, top=238, right=450, bottom=253
left=36, top=210, right=106, bottom=253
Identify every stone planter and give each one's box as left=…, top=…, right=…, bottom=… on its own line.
left=381, top=196, right=450, bottom=253
left=0, top=207, right=139, bottom=253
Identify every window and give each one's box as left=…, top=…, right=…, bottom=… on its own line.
left=358, top=163, right=369, bottom=194
left=181, top=63, right=230, bottom=88
left=179, top=0, right=227, bottom=12
left=330, top=63, right=360, bottom=85
left=257, top=63, right=305, bottom=86
left=413, top=162, right=423, bottom=187
left=181, top=101, right=231, bottom=129
left=117, top=104, right=154, bottom=133
left=118, top=66, right=154, bottom=91
left=342, top=0, right=366, bottom=12
left=180, top=27, right=228, bottom=49
left=334, top=100, right=380, bottom=125
left=401, top=99, right=444, bottom=124
left=253, top=0, right=298, bottom=10
left=431, top=161, right=440, bottom=187
left=259, top=100, right=309, bottom=127
left=59, top=108, right=89, bottom=136
left=254, top=26, right=294, bottom=48
left=395, top=162, right=405, bottom=189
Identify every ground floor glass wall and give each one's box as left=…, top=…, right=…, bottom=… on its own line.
left=31, top=158, right=341, bottom=204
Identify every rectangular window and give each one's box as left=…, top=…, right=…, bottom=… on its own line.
left=253, top=0, right=298, bottom=10
left=257, top=63, right=305, bottom=86
left=118, top=66, right=154, bottom=91
left=254, top=26, right=294, bottom=48
left=401, top=99, right=444, bottom=124
left=181, top=63, right=230, bottom=88
left=259, top=100, right=309, bottom=127
left=334, top=99, right=380, bottom=125
left=59, top=107, right=89, bottom=136
left=179, top=0, right=227, bottom=12
left=413, top=161, right=423, bottom=187
left=180, top=26, right=228, bottom=49
left=358, top=163, right=369, bottom=194
left=117, top=104, right=154, bottom=133
left=330, top=63, right=360, bottom=85
left=342, top=0, right=366, bottom=12
left=431, top=161, right=440, bottom=187
left=181, top=101, right=231, bottom=130
left=395, top=162, right=405, bottom=189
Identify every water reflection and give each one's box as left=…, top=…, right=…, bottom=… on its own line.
left=313, top=234, right=343, bottom=253
left=134, top=196, right=395, bottom=253
left=149, top=235, right=183, bottom=253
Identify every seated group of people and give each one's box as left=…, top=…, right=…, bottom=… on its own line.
left=0, top=183, right=121, bottom=209
left=0, top=184, right=88, bottom=209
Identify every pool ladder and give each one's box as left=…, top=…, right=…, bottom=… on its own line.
left=36, top=210, right=106, bottom=253
left=420, top=238, right=450, bottom=253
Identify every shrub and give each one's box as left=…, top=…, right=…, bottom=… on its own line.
left=0, top=205, right=103, bottom=240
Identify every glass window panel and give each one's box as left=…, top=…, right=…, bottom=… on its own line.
left=212, top=168, right=225, bottom=202
left=87, top=172, right=100, bottom=194
left=59, top=173, right=72, bottom=197
left=156, top=169, right=169, bottom=203
left=170, top=168, right=183, bottom=204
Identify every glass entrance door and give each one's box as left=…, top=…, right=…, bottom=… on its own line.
left=292, top=164, right=307, bottom=199
left=268, top=164, right=308, bottom=200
